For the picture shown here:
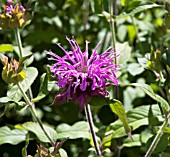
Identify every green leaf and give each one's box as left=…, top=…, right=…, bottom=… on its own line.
left=15, top=101, right=26, bottom=111
left=32, top=73, right=55, bottom=102
left=121, top=0, right=127, bottom=6
left=109, top=99, right=132, bottom=139
left=101, top=3, right=162, bottom=22
left=104, top=104, right=163, bottom=142
left=117, top=25, right=127, bottom=42
left=15, top=122, right=57, bottom=143
left=116, top=3, right=162, bottom=20
left=116, top=42, right=132, bottom=64
left=0, top=97, right=14, bottom=106
left=13, top=46, right=34, bottom=66
left=0, top=126, right=27, bottom=145
left=7, top=67, right=38, bottom=101
left=123, top=134, right=141, bottom=147
left=59, top=149, right=68, bottom=157
left=127, top=63, right=144, bottom=76
left=131, top=83, right=170, bottom=112
left=141, top=130, right=153, bottom=144
left=0, top=44, right=13, bottom=52
left=56, top=121, right=90, bottom=139
left=123, top=85, right=145, bottom=111
left=19, top=53, right=33, bottom=65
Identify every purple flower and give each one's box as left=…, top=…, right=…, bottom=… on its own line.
left=48, top=37, right=119, bottom=110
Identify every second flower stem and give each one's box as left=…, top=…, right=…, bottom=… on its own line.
left=144, top=113, right=170, bottom=157
left=17, top=82, right=55, bottom=146
left=85, top=104, right=101, bottom=156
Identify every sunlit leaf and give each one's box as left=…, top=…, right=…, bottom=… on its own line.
left=127, top=63, right=144, bottom=76
left=59, top=149, right=68, bottom=157
left=117, top=25, right=127, bottom=42
left=0, top=44, right=13, bottom=52
left=0, top=97, right=14, bottom=106
left=104, top=104, right=163, bottom=144
left=116, top=3, right=162, bottom=19
left=116, top=42, right=132, bottom=64
left=109, top=99, right=132, bottom=140
left=56, top=121, right=90, bottom=139
left=7, top=67, right=38, bottom=101
left=0, top=126, right=27, bottom=145
left=123, top=85, right=145, bottom=111
left=15, top=122, right=57, bottom=143
left=131, top=83, right=170, bottom=112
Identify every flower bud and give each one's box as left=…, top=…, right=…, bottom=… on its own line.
left=1, top=55, right=26, bottom=84
left=0, top=1, right=30, bottom=29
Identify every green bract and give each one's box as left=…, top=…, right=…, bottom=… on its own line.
left=0, top=54, right=26, bottom=84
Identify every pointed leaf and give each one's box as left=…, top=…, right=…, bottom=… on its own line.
left=15, top=122, right=57, bottom=143
left=7, top=67, right=38, bottom=101
left=116, top=3, right=162, bottom=20
left=0, top=126, right=27, bottom=145
left=56, top=121, right=90, bottom=139
left=104, top=104, right=163, bottom=142
left=131, top=83, right=170, bottom=112
left=109, top=99, right=132, bottom=139
left=19, top=53, right=33, bottom=64
left=101, top=3, right=162, bottom=21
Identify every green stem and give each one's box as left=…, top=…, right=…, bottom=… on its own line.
left=109, top=0, right=119, bottom=100
left=17, top=82, right=55, bottom=146
left=109, top=0, right=116, bottom=49
left=14, top=28, right=23, bottom=58
left=85, top=104, right=101, bottom=156
left=144, top=113, right=170, bottom=157
left=14, top=28, right=34, bottom=104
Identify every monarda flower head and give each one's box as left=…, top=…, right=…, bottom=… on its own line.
left=48, top=37, right=119, bottom=110
left=0, top=0, right=30, bottom=29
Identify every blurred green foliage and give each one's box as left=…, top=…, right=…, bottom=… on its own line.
left=0, top=0, right=170, bottom=157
